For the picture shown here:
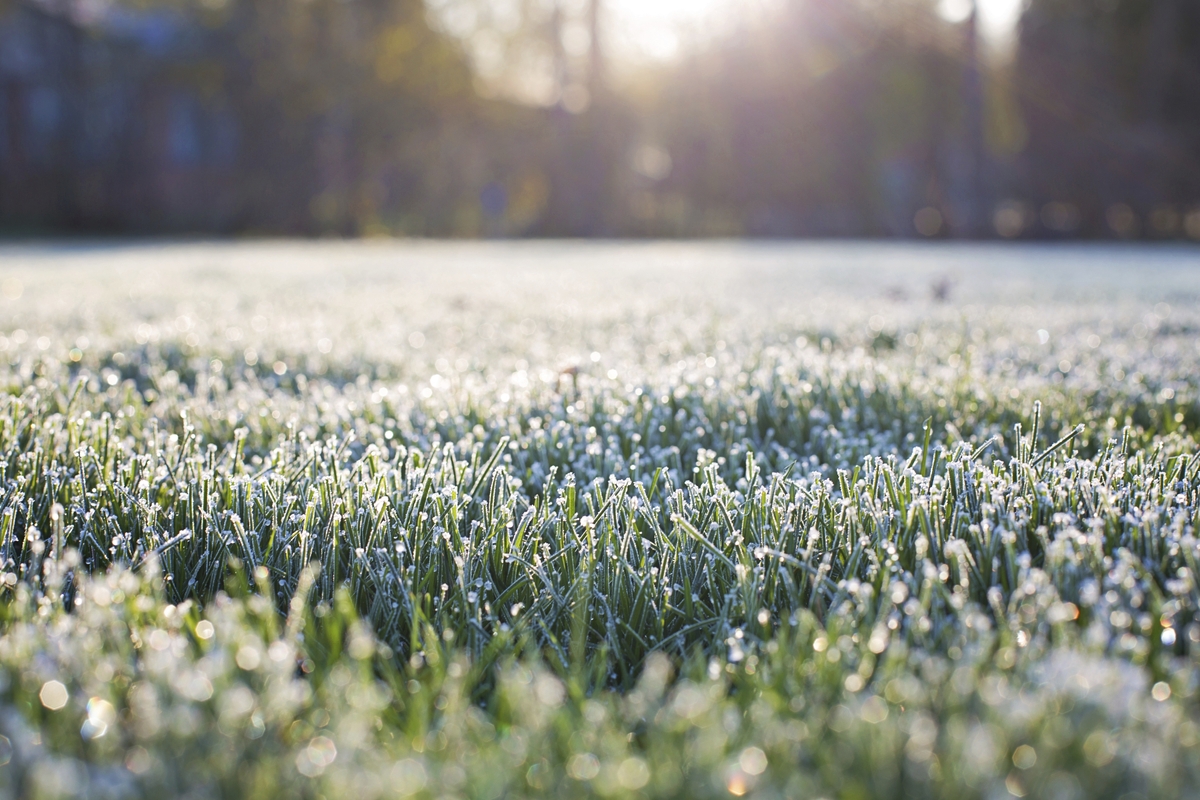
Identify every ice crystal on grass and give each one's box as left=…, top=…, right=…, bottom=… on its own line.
left=0, top=243, right=1198, bottom=798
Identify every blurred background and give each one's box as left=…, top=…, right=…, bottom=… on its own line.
left=0, top=0, right=1198, bottom=239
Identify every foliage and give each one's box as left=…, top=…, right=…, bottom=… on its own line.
left=1015, top=0, right=1200, bottom=233
left=7, top=0, right=1200, bottom=236
left=203, top=0, right=480, bottom=233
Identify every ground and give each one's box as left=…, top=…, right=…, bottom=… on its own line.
left=0, top=240, right=1197, bottom=799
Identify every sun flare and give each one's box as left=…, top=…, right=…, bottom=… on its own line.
left=609, top=0, right=1025, bottom=61
left=605, top=0, right=737, bottom=60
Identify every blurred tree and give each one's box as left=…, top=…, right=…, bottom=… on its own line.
left=197, top=0, right=478, bottom=232
left=1015, top=0, right=1200, bottom=236
left=625, top=0, right=971, bottom=236
left=424, top=0, right=624, bottom=235
left=6, top=0, right=1197, bottom=237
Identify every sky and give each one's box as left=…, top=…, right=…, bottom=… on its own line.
left=606, top=0, right=1026, bottom=62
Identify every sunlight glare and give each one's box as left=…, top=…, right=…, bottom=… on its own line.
left=610, top=0, right=1026, bottom=62
left=606, top=0, right=734, bottom=61
left=936, top=0, right=974, bottom=24
left=938, top=0, right=1024, bottom=47
left=977, top=0, right=1024, bottom=45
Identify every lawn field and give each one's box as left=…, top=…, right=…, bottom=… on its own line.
left=0, top=241, right=1198, bottom=799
